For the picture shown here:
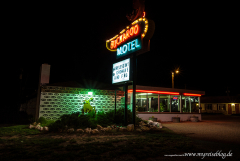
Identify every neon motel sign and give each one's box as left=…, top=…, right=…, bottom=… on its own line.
left=106, top=17, right=150, bottom=58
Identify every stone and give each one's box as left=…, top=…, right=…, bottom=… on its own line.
left=67, top=128, right=74, bottom=133
left=139, top=121, right=147, bottom=126
left=44, top=126, right=49, bottom=131
left=91, top=129, right=99, bottom=134
left=101, top=128, right=107, bottom=132
left=76, top=129, right=84, bottom=133
left=35, top=125, right=41, bottom=130
left=40, top=127, right=44, bottom=131
left=106, top=126, right=112, bottom=132
left=97, top=125, right=103, bottom=131
left=29, top=124, right=35, bottom=129
left=85, top=128, right=92, bottom=134
left=140, top=126, right=150, bottom=131
left=152, top=122, right=161, bottom=127
left=147, top=120, right=153, bottom=125
left=136, top=129, right=142, bottom=132
left=127, top=124, right=134, bottom=131
left=119, top=127, right=127, bottom=132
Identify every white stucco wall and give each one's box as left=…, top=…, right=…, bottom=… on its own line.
left=137, top=113, right=202, bottom=122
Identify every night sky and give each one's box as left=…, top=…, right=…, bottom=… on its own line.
left=5, top=1, right=239, bottom=106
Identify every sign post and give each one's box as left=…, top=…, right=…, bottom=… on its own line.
left=107, top=0, right=155, bottom=127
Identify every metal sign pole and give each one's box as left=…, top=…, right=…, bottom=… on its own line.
left=132, top=53, right=136, bottom=127
left=124, top=83, right=128, bottom=126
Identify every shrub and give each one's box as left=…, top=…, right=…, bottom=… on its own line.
left=48, top=107, right=143, bottom=132
left=37, top=117, right=55, bottom=127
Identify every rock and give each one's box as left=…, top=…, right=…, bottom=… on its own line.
left=67, top=128, right=74, bottom=133
left=85, top=128, right=92, bottom=134
left=106, top=126, right=112, bottom=132
left=119, top=127, right=127, bottom=132
left=152, top=122, right=161, bottom=127
left=127, top=124, right=134, bottom=131
left=35, top=125, right=41, bottom=130
left=97, top=125, right=103, bottom=131
left=29, top=124, right=35, bottom=129
left=91, top=129, right=99, bottom=134
left=44, top=126, right=49, bottom=131
left=140, top=126, right=150, bottom=131
left=136, top=129, right=142, bottom=132
left=148, top=120, right=154, bottom=125
left=76, top=129, right=84, bottom=133
left=40, top=127, right=44, bottom=131
left=101, top=128, right=107, bottom=132
left=139, top=121, right=147, bottom=126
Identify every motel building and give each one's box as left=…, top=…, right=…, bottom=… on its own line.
left=125, top=85, right=205, bottom=122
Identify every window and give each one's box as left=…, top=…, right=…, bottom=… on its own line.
left=219, top=104, right=226, bottom=111
left=205, top=104, right=212, bottom=110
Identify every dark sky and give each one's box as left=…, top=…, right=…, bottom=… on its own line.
left=5, top=1, right=239, bottom=100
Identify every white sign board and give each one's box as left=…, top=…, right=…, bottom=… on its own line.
left=112, top=58, right=130, bottom=84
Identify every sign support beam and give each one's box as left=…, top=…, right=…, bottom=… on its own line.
left=132, top=53, right=136, bottom=127
left=124, top=83, right=128, bottom=126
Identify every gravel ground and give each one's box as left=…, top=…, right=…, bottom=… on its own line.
left=162, top=114, right=240, bottom=145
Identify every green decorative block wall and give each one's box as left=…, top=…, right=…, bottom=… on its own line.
left=39, top=86, right=124, bottom=120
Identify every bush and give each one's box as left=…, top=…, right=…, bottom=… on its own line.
left=37, top=117, right=55, bottom=127
left=48, top=108, right=143, bottom=132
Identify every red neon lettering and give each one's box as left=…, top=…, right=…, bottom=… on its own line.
left=130, top=27, right=134, bottom=36
left=126, top=30, right=130, bottom=39
left=123, top=33, right=127, bottom=42
left=110, top=24, right=140, bottom=49
left=116, top=37, right=120, bottom=45
left=110, top=41, right=114, bottom=49
left=114, top=39, right=117, bottom=48
left=119, top=35, right=123, bottom=44
left=134, top=24, right=139, bottom=34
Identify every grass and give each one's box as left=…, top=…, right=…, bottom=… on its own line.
left=0, top=125, right=40, bottom=137
left=0, top=125, right=239, bottom=160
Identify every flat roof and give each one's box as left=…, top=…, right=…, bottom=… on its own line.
left=127, top=85, right=205, bottom=96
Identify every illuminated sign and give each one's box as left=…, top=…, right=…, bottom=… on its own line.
left=117, top=37, right=141, bottom=58
left=106, top=17, right=151, bottom=52
left=173, top=97, right=178, bottom=100
left=112, top=58, right=130, bottom=84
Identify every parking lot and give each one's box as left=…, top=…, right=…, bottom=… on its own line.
left=162, top=114, right=240, bottom=145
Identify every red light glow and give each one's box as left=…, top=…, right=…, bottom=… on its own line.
left=143, top=12, right=146, bottom=17
left=128, top=89, right=179, bottom=95
left=110, top=24, right=140, bottom=49
left=183, top=93, right=202, bottom=97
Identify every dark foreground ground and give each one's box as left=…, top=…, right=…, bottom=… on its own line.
left=0, top=114, right=239, bottom=161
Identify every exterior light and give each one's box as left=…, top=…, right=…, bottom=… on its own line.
left=232, top=104, right=234, bottom=105
left=176, top=70, right=179, bottom=74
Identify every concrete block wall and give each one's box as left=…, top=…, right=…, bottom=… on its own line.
left=39, top=86, right=124, bottom=120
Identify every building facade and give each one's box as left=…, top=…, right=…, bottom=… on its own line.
left=200, top=96, right=240, bottom=115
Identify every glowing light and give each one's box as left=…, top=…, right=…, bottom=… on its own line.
left=128, top=89, right=180, bottom=95
left=109, top=24, right=140, bottom=49
left=143, top=12, right=146, bottom=17
left=117, top=38, right=141, bottom=57
left=88, top=92, right=93, bottom=95
left=232, top=104, right=234, bottom=105
left=183, top=93, right=202, bottom=96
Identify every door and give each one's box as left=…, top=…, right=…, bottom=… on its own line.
left=228, top=104, right=232, bottom=114
left=236, top=104, right=239, bottom=114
